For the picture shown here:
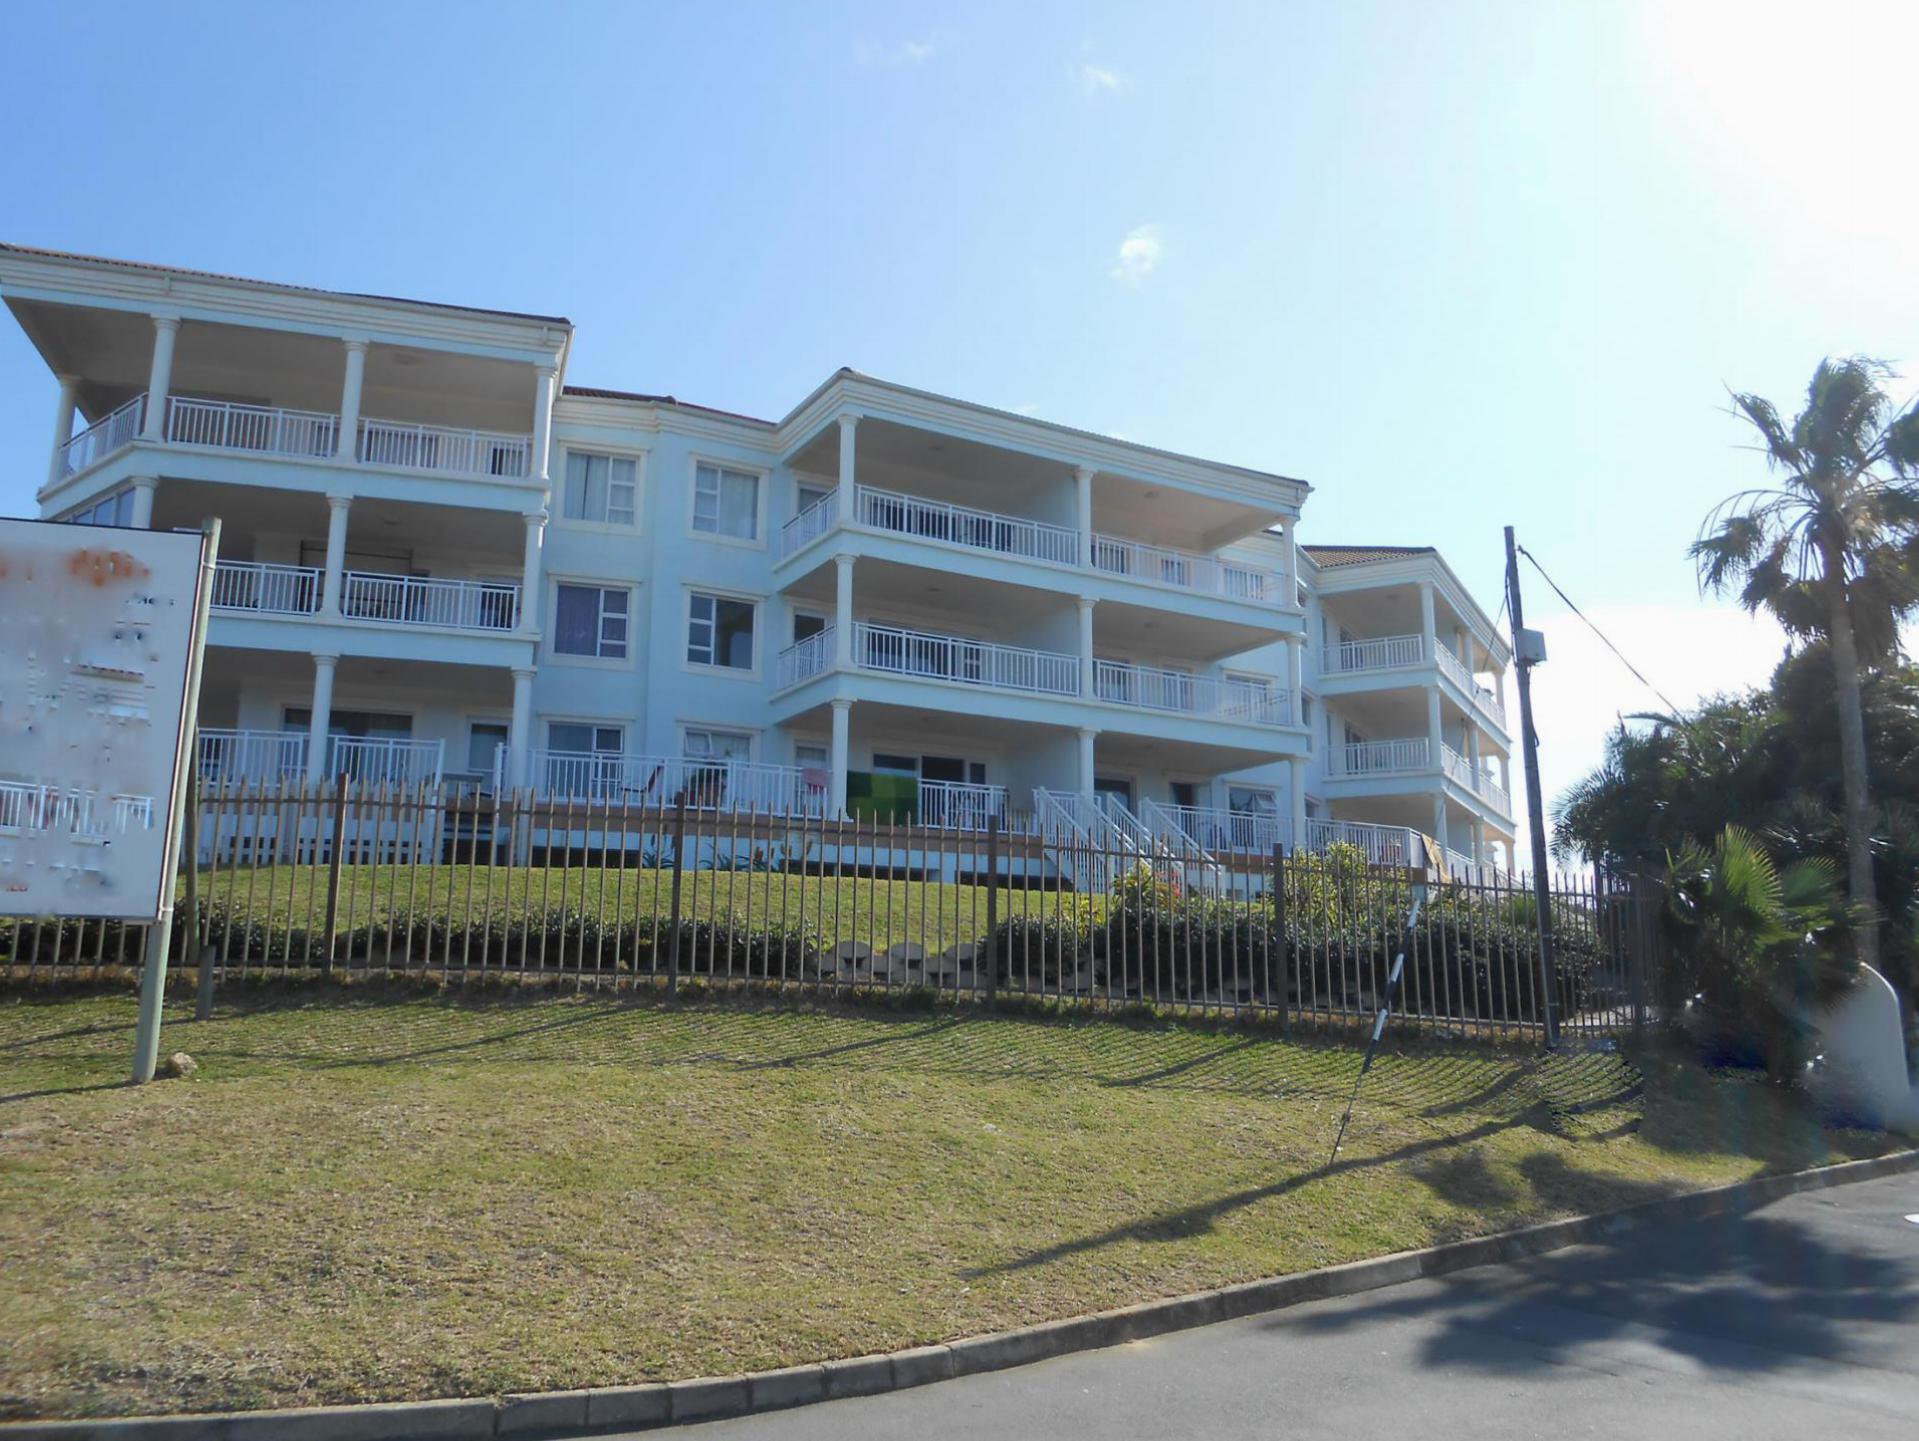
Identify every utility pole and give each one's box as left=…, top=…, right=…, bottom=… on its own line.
left=1504, top=525, right=1558, bottom=1049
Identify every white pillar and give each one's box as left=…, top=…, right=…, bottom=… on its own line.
left=1288, top=756, right=1307, bottom=853
left=319, top=494, right=351, bottom=617
left=128, top=476, right=157, bottom=529
left=1278, top=515, right=1298, bottom=603
left=1500, top=753, right=1512, bottom=798
left=1418, top=579, right=1437, bottom=662
left=507, top=667, right=535, bottom=790
left=519, top=510, right=546, bottom=635
left=1077, top=727, right=1098, bottom=800
left=530, top=364, right=557, bottom=485
left=1433, top=794, right=1450, bottom=852
left=837, top=412, right=860, bottom=496
left=142, top=316, right=179, bottom=441
left=1472, top=817, right=1486, bottom=866
left=305, top=653, right=339, bottom=784
left=337, top=338, right=368, bottom=461
left=1074, top=465, right=1095, bottom=569
left=48, top=374, right=79, bottom=488
left=1426, top=686, right=1443, bottom=768
left=830, top=699, right=852, bottom=818
left=1468, top=723, right=1482, bottom=778
left=1285, top=633, right=1302, bottom=726
left=834, top=552, right=856, bottom=667
left=1077, top=597, right=1096, bottom=699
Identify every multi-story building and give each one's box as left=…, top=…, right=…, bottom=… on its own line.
left=3, top=243, right=1516, bottom=875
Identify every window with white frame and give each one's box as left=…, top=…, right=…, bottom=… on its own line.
left=683, top=728, right=752, bottom=762
left=547, top=721, right=623, bottom=755
left=553, top=583, right=629, bottom=659
left=687, top=592, right=755, bottom=669
left=562, top=451, right=637, bottom=526
left=67, top=489, right=134, bottom=527
left=465, top=721, right=509, bottom=776
left=692, top=462, right=760, bottom=540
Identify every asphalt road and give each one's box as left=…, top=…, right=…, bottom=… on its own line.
left=632, top=1171, right=1919, bottom=1440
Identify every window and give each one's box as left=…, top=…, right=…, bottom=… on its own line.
left=554, top=583, right=629, bottom=659
left=687, top=592, right=755, bottom=669
left=544, top=722, right=623, bottom=796
left=683, top=728, right=751, bottom=762
left=693, top=462, right=760, bottom=540
left=797, top=482, right=833, bottom=513
left=562, top=451, right=637, bottom=526
left=794, top=742, right=829, bottom=769
left=873, top=753, right=919, bottom=775
left=793, top=612, right=827, bottom=643
left=67, top=490, right=133, bottom=526
left=547, top=722, right=623, bottom=755
left=466, top=722, right=509, bottom=775
left=1228, top=786, right=1277, bottom=816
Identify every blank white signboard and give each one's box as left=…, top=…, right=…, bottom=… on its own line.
left=0, top=519, right=207, bottom=921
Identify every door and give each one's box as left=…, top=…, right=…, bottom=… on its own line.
left=1094, top=776, right=1135, bottom=811
left=1169, top=780, right=1198, bottom=811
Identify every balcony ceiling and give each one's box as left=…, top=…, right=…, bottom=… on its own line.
left=10, top=298, right=535, bottom=430
left=782, top=555, right=1060, bottom=624
left=1096, top=599, right=1290, bottom=665
left=199, top=644, right=515, bottom=707
left=1093, top=728, right=1303, bottom=778
left=150, top=478, right=525, bottom=559
left=779, top=698, right=1082, bottom=751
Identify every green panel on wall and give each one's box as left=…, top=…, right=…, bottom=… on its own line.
left=846, top=770, right=918, bottom=822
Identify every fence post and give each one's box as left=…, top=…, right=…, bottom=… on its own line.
left=666, top=793, right=687, bottom=996
left=1628, top=872, right=1649, bottom=1037
left=983, top=814, right=1000, bottom=999
left=1271, top=843, right=1287, bottom=1031
left=182, top=753, right=214, bottom=1020
left=321, top=772, right=348, bottom=976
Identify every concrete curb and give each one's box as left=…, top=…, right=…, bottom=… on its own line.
left=8, top=1148, right=1914, bottom=1440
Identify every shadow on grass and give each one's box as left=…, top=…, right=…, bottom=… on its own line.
left=1273, top=1153, right=1919, bottom=1380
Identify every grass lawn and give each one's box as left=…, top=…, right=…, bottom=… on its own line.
left=0, top=988, right=1890, bottom=1420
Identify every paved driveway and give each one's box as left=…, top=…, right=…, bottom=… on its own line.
left=632, top=1171, right=1919, bottom=1440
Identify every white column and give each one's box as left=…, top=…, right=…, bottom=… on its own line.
left=1077, top=597, right=1096, bottom=699
left=1468, top=723, right=1482, bottom=779
left=834, top=552, right=856, bottom=667
left=47, top=374, right=79, bottom=488
left=1426, top=686, right=1443, bottom=769
left=305, top=653, right=339, bottom=784
left=1418, top=579, right=1437, bottom=662
left=319, top=494, right=351, bottom=617
left=519, top=510, right=546, bottom=635
left=1472, top=817, right=1486, bottom=866
left=837, top=412, right=860, bottom=496
left=1278, top=515, right=1298, bottom=603
left=1074, top=465, right=1095, bottom=569
left=1077, top=727, right=1098, bottom=800
left=128, top=476, right=157, bottom=529
left=1500, top=753, right=1512, bottom=798
left=336, top=338, right=368, bottom=461
left=1433, top=794, right=1451, bottom=852
left=1288, top=756, right=1307, bottom=854
left=530, top=364, right=557, bottom=485
left=507, top=667, right=535, bottom=790
left=1284, top=633, right=1302, bottom=726
left=829, top=699, right=852, bottom=818
left=141, top=316, right=179, bottom=441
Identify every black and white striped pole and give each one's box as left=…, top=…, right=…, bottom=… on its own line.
left=1327, top=885, right=1427, bottom=1167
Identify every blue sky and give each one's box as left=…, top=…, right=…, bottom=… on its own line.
left=2, top=0, right=1912, bottom=848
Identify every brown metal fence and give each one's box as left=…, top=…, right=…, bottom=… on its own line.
left=1, top=780, right=1667, bottom=1043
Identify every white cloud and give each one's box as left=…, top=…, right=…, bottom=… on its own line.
left=856, top=36, right=938, bottom=67
left=1072, top=61, right=1127, bottom=95
left=1108, top=224, right=1163, bottom=286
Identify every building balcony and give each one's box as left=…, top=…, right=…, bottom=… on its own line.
left=778, top=484, right=1291, bottom=609
left=209, top=560, right=520, bottom=633
left=775, top=623, right=1294, bottom=729
left=196, top=729, right=445, bottom=787
left=1319, top=632, right=1508, bottom=730
left=57, top=393, right=533, bottom=486
left=516, top=750, right=827, bottom=815
left=1326, top=736, right=1511, bottom=812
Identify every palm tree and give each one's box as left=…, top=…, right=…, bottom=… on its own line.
left=1692, top=357, right=1919, bottom=970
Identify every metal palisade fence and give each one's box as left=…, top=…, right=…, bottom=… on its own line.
left=2, top=780, right=1666, bottom=1042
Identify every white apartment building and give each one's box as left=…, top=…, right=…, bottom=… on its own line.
left=3, top=244, right=1516, bottom=874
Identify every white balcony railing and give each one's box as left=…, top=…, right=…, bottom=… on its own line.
left=167, top=397, right=340, bottom=458
left=1145, top=801, right=1290, bottom=856
left=1091, top=535, right=1286, bottom=604
left=852, top=622, right=1080, bottom=696
left=1321, top=633, right=1427, bottom=675
left=776, top=626, right=834, bottom=689
left=857, top=486, right=1080, bottom=567
left=1304, top=818, right=1424, bottom=867
left=357, top=418, right=532, bottom=478
left=328, top=736, right=445, bottom=787
left=197, top=729, right=309, bottom=784
left=1432, top=644, right=1509, bottom=727
left=523, top=749, right=826, bottom=815
left=59, top=395, right=147, bottom=477
left=1334, top=737, right=1432, bottom=777
left=341, top=571, right=520, bottom=632
left=210, top=560, right=324, bottom=615
left=777, top=489, right=841, bottom=559
left=1093, top=661, right=1290, bottom=725
left=918, top=779, right=1008, bottom=831
left=1443, top=745, right=1511, bottom=810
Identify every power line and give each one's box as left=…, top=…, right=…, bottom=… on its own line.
left=1515, top=546, right=1686, bottom=716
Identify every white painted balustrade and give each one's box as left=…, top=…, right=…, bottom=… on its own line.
left=340, top=572, right=520, bottom=631
left=328, top=736, right=445, bottom=787
left=776, top=626, right=834, bottom=688
left=852, top=621, right=1080, bottom=696
left=523, top=750, right=825, bottom=815
left=1094, top=661, right=1289, bottom=724
left=167, top=397, right=339, bottom=458
left=357, top=418, right=531, bottom=478
left=777, top=489, right=840, bottom=558
left=209, top=561, right=323, bottom=615
left=1335, top=737, right=1432, bottom=776
left=197, top=729, right=308, bottom=783
left=918, top=779, right=1008, bottom=830
left=1092, top=535, right=1286, bottom=602
left=59, top=395, right=146, bottom=476
left=856, top=485, right=1080, bottom=566
left=1321, top=633, right=1427, bottom=675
